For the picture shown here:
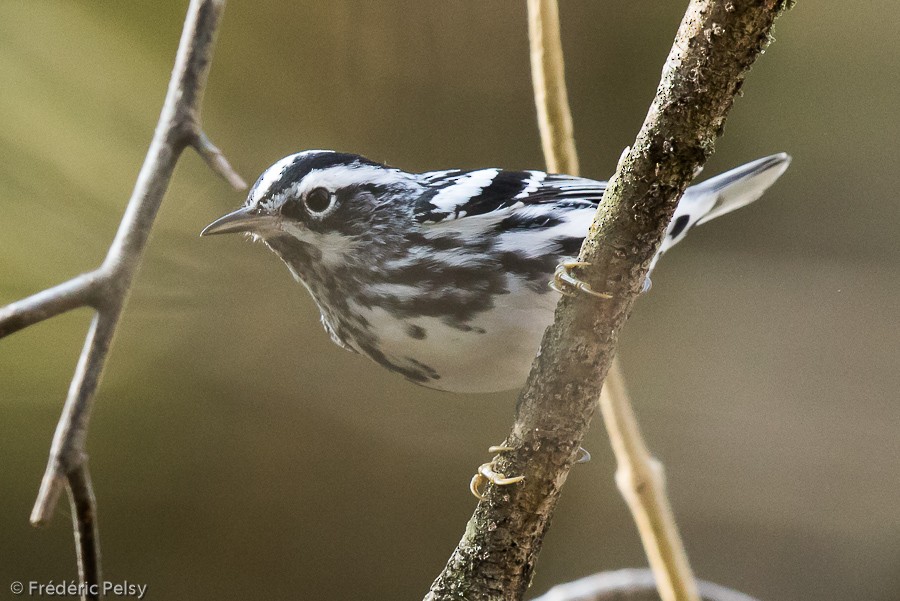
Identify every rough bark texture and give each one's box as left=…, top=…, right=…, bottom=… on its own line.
left=425, top=2, right=790, bottom=600
left=529, top=2, right=700, bottom=599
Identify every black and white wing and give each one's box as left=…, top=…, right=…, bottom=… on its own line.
left=411, top=153, right=790, bottom=274
left=413, top=169, right=603, bottom=224
left=412, top=169, right=602, bottom=258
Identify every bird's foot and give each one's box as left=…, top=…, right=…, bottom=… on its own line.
left=549, top=261, right=612, bottom=299
left=469, top=445, right=524, bottom=500
left=469, top=445, right=590, bottom=499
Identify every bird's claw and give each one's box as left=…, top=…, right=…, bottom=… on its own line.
left=468, top=445, right=589, bottom=499
left=487, top=444, right=514, bottom=453
left=469, top=464, right=525, bottom=500
left=549, top=261, right=612, bottom=299
left=470, top=445, right=525, bottom=500
left=575, top=446, right=591, bottom=464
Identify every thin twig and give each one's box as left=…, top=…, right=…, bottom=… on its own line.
left=67, top=464, right=101, bottom=601
left=0, top=273, right=104, bottom=337
left=31, top=311, right=119, bottom=526
left=1, top=0, right=243, bottom=593
left=601, top=365, right=699, bottom=601
left=527, top=0, right=578, bottom=176
left=426, top=2, right=791, bottom=600
left=526, top=2, right=700, bottom=600
left=193, top=130, right=247, bottom=190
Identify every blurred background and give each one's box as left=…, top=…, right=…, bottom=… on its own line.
left=0, top=2, right=897, bottom=600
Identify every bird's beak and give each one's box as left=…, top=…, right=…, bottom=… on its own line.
left=200, top=206, right=271, bottom=236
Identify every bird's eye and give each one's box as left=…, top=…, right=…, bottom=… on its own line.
left=304, top=187, right=333, bottom=214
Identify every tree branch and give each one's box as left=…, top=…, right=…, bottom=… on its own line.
left=425, top=2, right=790, bottom=600
left=66, top=464, right=102, bottom=601
left=527, top=0, right=578, bottom=176
left=600, top=367, right=698, bottom=601
left=526, top=2, right=699, bottom=600
left=0, top=273, right=103, bottom=337
left=31, top=311, right=118, bottom=525
left=1, top=0, right=243, bottom=595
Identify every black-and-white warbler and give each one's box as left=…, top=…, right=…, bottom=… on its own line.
left=202, top=151, right=790, bottom=393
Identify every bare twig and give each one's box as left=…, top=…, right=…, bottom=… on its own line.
left=426, top=2, right=790, bottom=600
left=1, top=0, right=243, bottom=594
left=526, top=3, right=699, bottom=600
left=527, top=0, right=578, bottom=176
left=31, top=311, right=119, bottom=524
left=0, top=274, right=101, bottom=337
left=600, top=366, right=699, bottom=601
left=194, top=130, right=248, bottom=190
left=533, top=570, right=760, bottom=601
left=67, top=465, right=101, bottom=601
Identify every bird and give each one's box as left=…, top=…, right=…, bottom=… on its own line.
left=202, top=150, right=790, bottom=394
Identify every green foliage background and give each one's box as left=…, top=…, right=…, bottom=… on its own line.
left=0, top=2, right=897, bottom=600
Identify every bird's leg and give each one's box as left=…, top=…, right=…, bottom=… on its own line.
left=469, top=445, right=525, bottom=500
left=549, top=260, right=613, bottom=299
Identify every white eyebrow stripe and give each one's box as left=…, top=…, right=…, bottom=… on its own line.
left=250, top=155, right=298, bottom=203
left=293, top=164, right=413, bottom=198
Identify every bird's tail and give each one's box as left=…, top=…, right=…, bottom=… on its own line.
left=656, top=153, right=791, bottom=259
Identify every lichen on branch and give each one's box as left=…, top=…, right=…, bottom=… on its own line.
left=426, top=2, right=791, bottom=600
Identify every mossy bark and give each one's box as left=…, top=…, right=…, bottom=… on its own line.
left=425, top=2, right=792, bottom=600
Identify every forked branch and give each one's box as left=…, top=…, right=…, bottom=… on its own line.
left=0, top=0, right=243, bottom=597
left=426, top=2, right=791, bottom=600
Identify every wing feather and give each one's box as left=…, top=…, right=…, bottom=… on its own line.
left=414, top=169, right=604, bottom=227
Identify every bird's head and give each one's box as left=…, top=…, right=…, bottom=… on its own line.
left=201, top=150, right=419, bottom=245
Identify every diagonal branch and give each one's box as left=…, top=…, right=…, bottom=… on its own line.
left=67, top=464, right=102, bottom=599
left=0, top=273, right=104, bottom=338
left=1, top=0, right=243, bottom=596
left=528, top=2, right=700, bottom=600
left=426, top=2, right=791, bottom=600
left=31, top=311, right=119, bottom=525
left=600, top=366, right=699, bottom=601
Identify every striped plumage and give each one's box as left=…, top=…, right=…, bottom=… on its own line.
left=202, top=150, right=790, bottom=393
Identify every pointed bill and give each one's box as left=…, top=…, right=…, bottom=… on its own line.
left=201, top=206, right=272, bottom=236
